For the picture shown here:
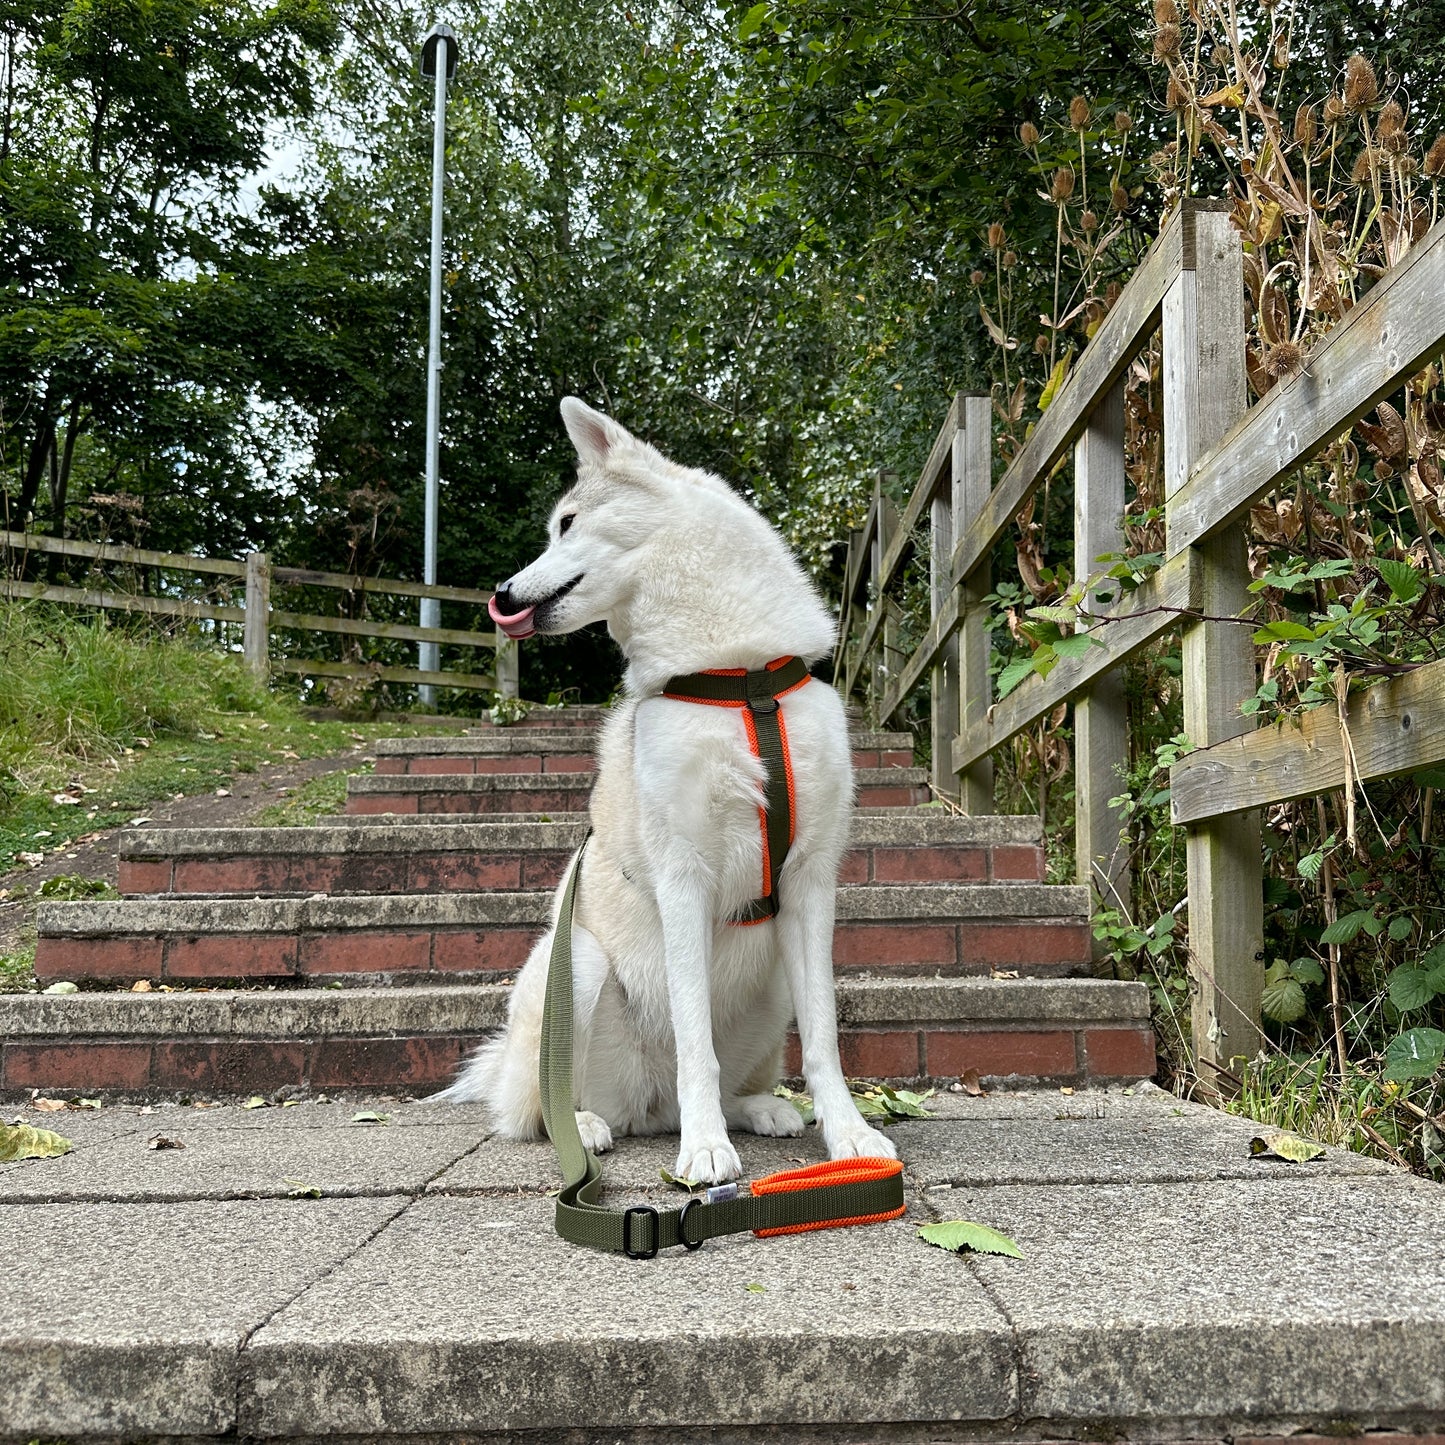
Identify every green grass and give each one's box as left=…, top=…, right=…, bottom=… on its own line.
left=0, top=604, right=449, bottom=872
left=0, top=939, right=36, bottom=993
left=251, top=767, right=363, bottom=827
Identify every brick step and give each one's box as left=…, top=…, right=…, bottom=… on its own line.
left=0, top=976, right=1153, bottom=1095
left=345, top=765, right=931, bottom=815
left=372, top=729, right=916, bottom=775
left=118, top=814, right=1046, bottom=897
left=35, top=882, right=1092, bottom=985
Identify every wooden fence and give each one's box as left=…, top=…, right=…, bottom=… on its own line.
left=836, top=198, right=1445, bottom=1079
left=0, top=532, right=519, bottom=697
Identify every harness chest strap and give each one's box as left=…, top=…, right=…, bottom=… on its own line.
left=661, top=654, right=810, bottom=924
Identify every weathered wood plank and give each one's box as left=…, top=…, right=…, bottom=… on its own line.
left=1073, top=381, right=1131, bottom=916
left=0, top=579, right=244, bottom=623
left=948, top=202, right=1218, bottom=591
left=0, top=529, right=246, bottom=577
left=269, top=610, right=499, bottom=648
left=929, top=438, right=962, bottom=803
left=876, top=394, right=962, bottom=593
left=1163, top=207, right=1263, bottom=1077
left=273, top=658, right=496, bottom=691
left=955, top=396, right=996, bottom=813
left=951, top=549, right=1200, bottom=774
left=879, top=590, right=961, bottom=722
left=243, top=553, right=271, bottom=678
left=269, top=565, right=497, bottom=607
left=1171, top=657, right=1445, bottom=823
left=1167, top=214, right=1445, bottom=557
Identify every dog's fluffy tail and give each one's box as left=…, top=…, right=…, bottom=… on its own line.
left=430, top=933, right=551, bottom=1139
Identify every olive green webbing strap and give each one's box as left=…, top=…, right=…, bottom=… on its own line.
left=539, top=838, right=905, bottom=1257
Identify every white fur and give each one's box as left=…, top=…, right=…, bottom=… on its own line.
left=436, top=397, right=895, bottom=1183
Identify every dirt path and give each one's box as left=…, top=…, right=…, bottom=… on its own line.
left=0, top=747, right=368, bottom=959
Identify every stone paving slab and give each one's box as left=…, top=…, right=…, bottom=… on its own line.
left=4, top=1085, right=1444, bottom=1441
left=239, top=1195, right=1016, bottom=1436
left=954, top=1175, right=1445, bottom=1429
left=0, top=1116, right=487, bottom=1203
left=0, top=1197, right=402, bottom=1438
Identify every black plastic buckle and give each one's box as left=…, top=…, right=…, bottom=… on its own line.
left=744, top=672, right=780, bottom=713
left=677, top=1197, right=704, bottom=1251
left=745, top=693, right=779, bottom=715
left=623, top=1205, right=659, bottom=1259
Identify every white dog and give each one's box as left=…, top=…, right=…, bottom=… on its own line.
left=437, top=397, right=895, bottom=1184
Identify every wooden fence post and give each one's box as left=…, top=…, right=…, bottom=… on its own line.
left=930, top=396, right=965, bottom=803
left=871, top=472, right=900, bottom=724
left=243, top=551, right=270, bottom=679
left=956, top=394, right=994, bottom=814
left=1074, top=380, right=1132, bottom=922
left=495, top=637, right=520, bottom=698
left=1163, top=204, right=1263, bottom=1081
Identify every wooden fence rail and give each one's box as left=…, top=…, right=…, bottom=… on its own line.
left=0, top=532, right=519, bottom=698
left=835, top=198, right=1445, bottom=1079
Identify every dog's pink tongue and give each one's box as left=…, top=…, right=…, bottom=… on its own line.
left=488, top=595, right=536, bottom=640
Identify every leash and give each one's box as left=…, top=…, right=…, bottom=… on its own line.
left=538, top=657, right=905, bottom=1257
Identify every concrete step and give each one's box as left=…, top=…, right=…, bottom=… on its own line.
left=6, top=1086, right=1438, bottom=1442
left=117, top=814, right=1046, bottom=897
left=372, top=729, right=917, bottom=774
left=345, top=765, right=932, bottom=815
left=35, top=882, right=1092, bottom=985
left=0, top=975, right=1152, bottom=1095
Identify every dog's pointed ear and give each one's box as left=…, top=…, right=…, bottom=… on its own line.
left=560, top=397, right=631, bottom=466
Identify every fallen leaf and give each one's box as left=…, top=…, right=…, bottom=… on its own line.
left=17, top=852, right=44, bottom=867
left=350, top=1110, right=390, bottom=1125
left=30, top=1098, right=68, bottom=1112
left=131, top=979, right=153, bottom=992
left=283, top=1178, right=322, bottom=1198
left=743, top=1282, right=767, bottom=1293
left=146, top=1135, right=185, bottom=1150
left=214, top=788, right=231, bottom=797
left=1249, top=1131, right=1326, bottom=1162
left=241, top=1096, right=269, bottom=1110
left=659, top=1167, right=700, bottom=1189
left=918, top=1220, right=1023, bottom=1258
left=77, top=1098, right=101, bottom=1110
left=1058, top=1086, right=1075, bottom=1096
left=0, top=1122, right=74, bottom=1161
left=42, top=981, right=79, bottom=995
left=959, top=1069, right=986, bottom=1097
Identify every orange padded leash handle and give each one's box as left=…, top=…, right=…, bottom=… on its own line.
left=749, top=1156, right=907, bottom=1237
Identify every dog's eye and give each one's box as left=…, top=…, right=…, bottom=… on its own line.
left=558, top=514, right=575, bottom=536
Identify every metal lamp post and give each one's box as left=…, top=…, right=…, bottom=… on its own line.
left=418, top=22, right=458, bottom=707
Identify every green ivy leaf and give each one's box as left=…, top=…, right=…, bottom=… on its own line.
left=1383, top=1028, right=1445, bottom=1082
left=918, top=1220, right=1023, bottom=1258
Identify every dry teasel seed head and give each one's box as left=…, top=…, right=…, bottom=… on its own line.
left=1293, top=102, right=1318, bottom=149
left=987, top=222, right=1006, bottom=249
left=1104, top=280, right=1122, bottom=308
left=1069, top=95, right=1091, bottom=130
left=1111, top=181, right=1129, bottom=212
left=1425, top=135, right=1445, bottom=177
left=969, top=269, right=986, bottom=287
left=1397, top=154, right=1418, bottom=176
left=1351, top=147, right=1383, bottom=184
left=1378, top=100, right=1407, bottom=153
left=1019, top=120, right=1040, bottom=147
left=1153, top=0, right=1179, bottom=24
left=1034, top=333, right=1051, bottom=355
left=1322, top=92, right=1347, bottom=127
left=1114, top=110, right=1132, bottom=135
left=1154, top=22, right=1182, bottom=60
left=1081, top=209, right=1099, bottom=233
left=1265, top=341, right=1303, bottom=378
left=1272, top=34, right=1289, bottom=69
left=1051, top=166, right=1076, bottom=202
left=1003, top=249, right=1018, bottom=268
left=1344, top=53, right=1378, bottom=112
left=1165, top=73, right=1189, bottom=111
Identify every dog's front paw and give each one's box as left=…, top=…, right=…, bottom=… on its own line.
left=731, top=1092, right=807, bottom=1138
left=576, top=1110, right=614, bottom=1154
left=824, top=1121, right=898, bottom=1162
left=674, top=1138, right=743, bottom=1184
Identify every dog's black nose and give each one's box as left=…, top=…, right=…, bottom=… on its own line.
left=494, top=583, right=518, bottom=612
